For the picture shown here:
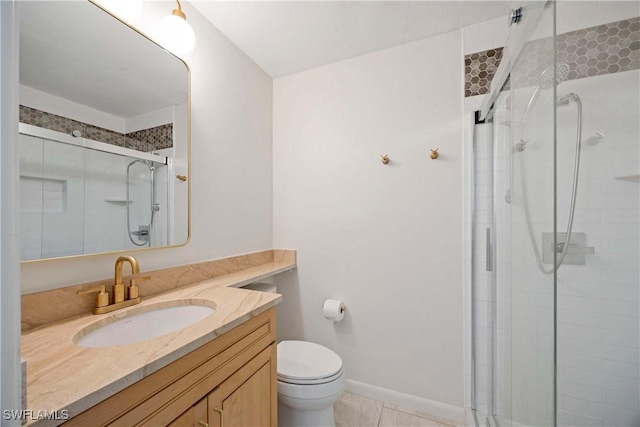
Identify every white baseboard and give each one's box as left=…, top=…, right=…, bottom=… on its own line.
left=346, top=379, right=467, bottom=425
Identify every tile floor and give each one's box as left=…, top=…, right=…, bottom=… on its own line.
left=334, top=392, right=458, bottom=427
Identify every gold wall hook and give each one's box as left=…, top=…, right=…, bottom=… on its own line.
left=176, top=174, right=187, bottom=181
left=430, top=148, right=439, bottom=159
left=380, top=154, right=390, bottom=165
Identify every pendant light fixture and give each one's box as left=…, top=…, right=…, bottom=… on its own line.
left=159, top=0, right=195, bottom=55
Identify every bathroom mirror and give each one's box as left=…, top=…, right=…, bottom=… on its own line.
left=19, top=1, right=190, bottom=262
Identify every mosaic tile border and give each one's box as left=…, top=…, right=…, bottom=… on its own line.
left=465, top=47, right=504, bottom=97
left=127, top=125, right=173, bottom=152
left=465, top=16, right=640, bottom=97
left=19, top=105, right=173, bottom=152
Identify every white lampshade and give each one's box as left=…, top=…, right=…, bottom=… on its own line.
left=159, top=10, right=196, bottom=55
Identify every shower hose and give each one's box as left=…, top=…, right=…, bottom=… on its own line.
left=519, top=93, right=583, bottom=274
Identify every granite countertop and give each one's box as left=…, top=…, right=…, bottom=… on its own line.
left=21, top=272, right=285, bottom=426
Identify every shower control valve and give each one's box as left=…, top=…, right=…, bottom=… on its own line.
left=555, top=242, right=595, bottom=255
left=542, top=232, right=594, bottom=266
left=131, top=225, right=150, bottom=242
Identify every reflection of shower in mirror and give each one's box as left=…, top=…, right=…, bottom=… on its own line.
left=126, top=160, right=157, bottom=247
left=18, top=123, right=172, bottom=261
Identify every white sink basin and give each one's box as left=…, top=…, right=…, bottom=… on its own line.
left=75, top=302, right=216, bottom=348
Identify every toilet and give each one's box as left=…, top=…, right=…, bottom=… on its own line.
left=277, top=340, right=346, bottom=427
left=241, top=284, right=346, bottom=426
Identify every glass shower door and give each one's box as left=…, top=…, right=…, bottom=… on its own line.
left=553, top=3, right=640, bottom=426
left=491, top=2, right=558, bottom=425
left=474, top=2, right=640, bottom=426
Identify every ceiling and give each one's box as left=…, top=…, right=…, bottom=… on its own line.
left=191, top=1, right=512, bottom=78
left=20, top=1, right=188, bottom=118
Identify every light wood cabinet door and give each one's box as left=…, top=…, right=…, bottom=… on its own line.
left=167, top=398, right=207, bottom=427
left=208, top=344, right=276, bottom=427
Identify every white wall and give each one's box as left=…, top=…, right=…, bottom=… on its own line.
left=273, top=31, right=464, bottom=407
left=21, top=1, right=273, bottom=293
left=125, top=106, right=174, bottom=133
left=20, top=85, right=126, bottom=133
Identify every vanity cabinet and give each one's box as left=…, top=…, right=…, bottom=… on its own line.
left=166, top=398, right=206, bottom=427
left=207, top=346, right=274, bottom=427
left=63, top=308, right=276, bottom=427
left=168, top=344, right=275, bottom=427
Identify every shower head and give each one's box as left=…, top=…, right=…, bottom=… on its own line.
left=520, top=62, right=571, bottom=130
left=539, top=62, right=570, bottom=89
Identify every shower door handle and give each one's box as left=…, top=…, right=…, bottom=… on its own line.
left=486, top=228, right=493, bottom=272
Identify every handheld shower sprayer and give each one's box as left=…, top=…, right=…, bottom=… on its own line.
left=516, top=62, right=584, bottom=274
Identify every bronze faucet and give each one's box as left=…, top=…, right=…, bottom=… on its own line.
left=114, top=256, right=140, bottom=303
left=77, top=256, right=150, bottom=315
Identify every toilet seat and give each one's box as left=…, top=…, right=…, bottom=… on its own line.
left=278, top=367, right=344, bottom=385
left=277, top=341, right=343, bottom=385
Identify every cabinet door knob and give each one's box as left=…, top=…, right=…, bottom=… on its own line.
left=214, top=408, right=224, bottom=427
left=197, top=421, right=208, bottom=427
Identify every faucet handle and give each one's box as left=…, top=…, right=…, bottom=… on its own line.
left=77, top=285, right=109, bottom=308
left=123, top=274, right=151, bottom=282
left=127, top=275, right=151, bottom=300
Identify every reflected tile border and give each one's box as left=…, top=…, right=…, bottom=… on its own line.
left=19, top=105, right=173, bottom=152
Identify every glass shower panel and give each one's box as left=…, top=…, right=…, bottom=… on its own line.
left=83, top=149, right=128, bottom=254
left=502, top=2, right=557, bottom=425
left=19, top=134, right=44, bottom=261
left=473, top=3, right=639, bottom=426
left=40, top=139, right=86, bottom=258
left=471, top=121, right=496, bottom=422
left=554, top=4, right=640, bottom=426
left=492, top=91, right=512, bottom=426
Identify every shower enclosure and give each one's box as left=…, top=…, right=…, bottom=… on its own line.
left=19, top=124, right=170, bottom=260
left=469, top=2, right=639, bottom=426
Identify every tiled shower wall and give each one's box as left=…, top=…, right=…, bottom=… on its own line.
left=20, top=133, right=168, bottom=260
left=19, top=105, right=173, bottom=152
left=465, top=8, right=640, bottom=427
left=553, top=68, right=639, bottom=427
left=465, top=16, right=640, bottom=97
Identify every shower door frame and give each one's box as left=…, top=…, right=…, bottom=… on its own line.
left=469, top=114, right=499, bottom=427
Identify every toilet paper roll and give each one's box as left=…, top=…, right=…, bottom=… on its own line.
left=323, top=299, right=345, bottom=322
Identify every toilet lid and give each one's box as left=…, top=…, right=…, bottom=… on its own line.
left=277, top=341, right=343, bottom=383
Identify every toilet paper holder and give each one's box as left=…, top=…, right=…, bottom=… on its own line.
left=321, top=305, right=347, bottom=313
left=322, top=299, right=346, bottom=322
left=321, top=304, right=345, bottom=313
